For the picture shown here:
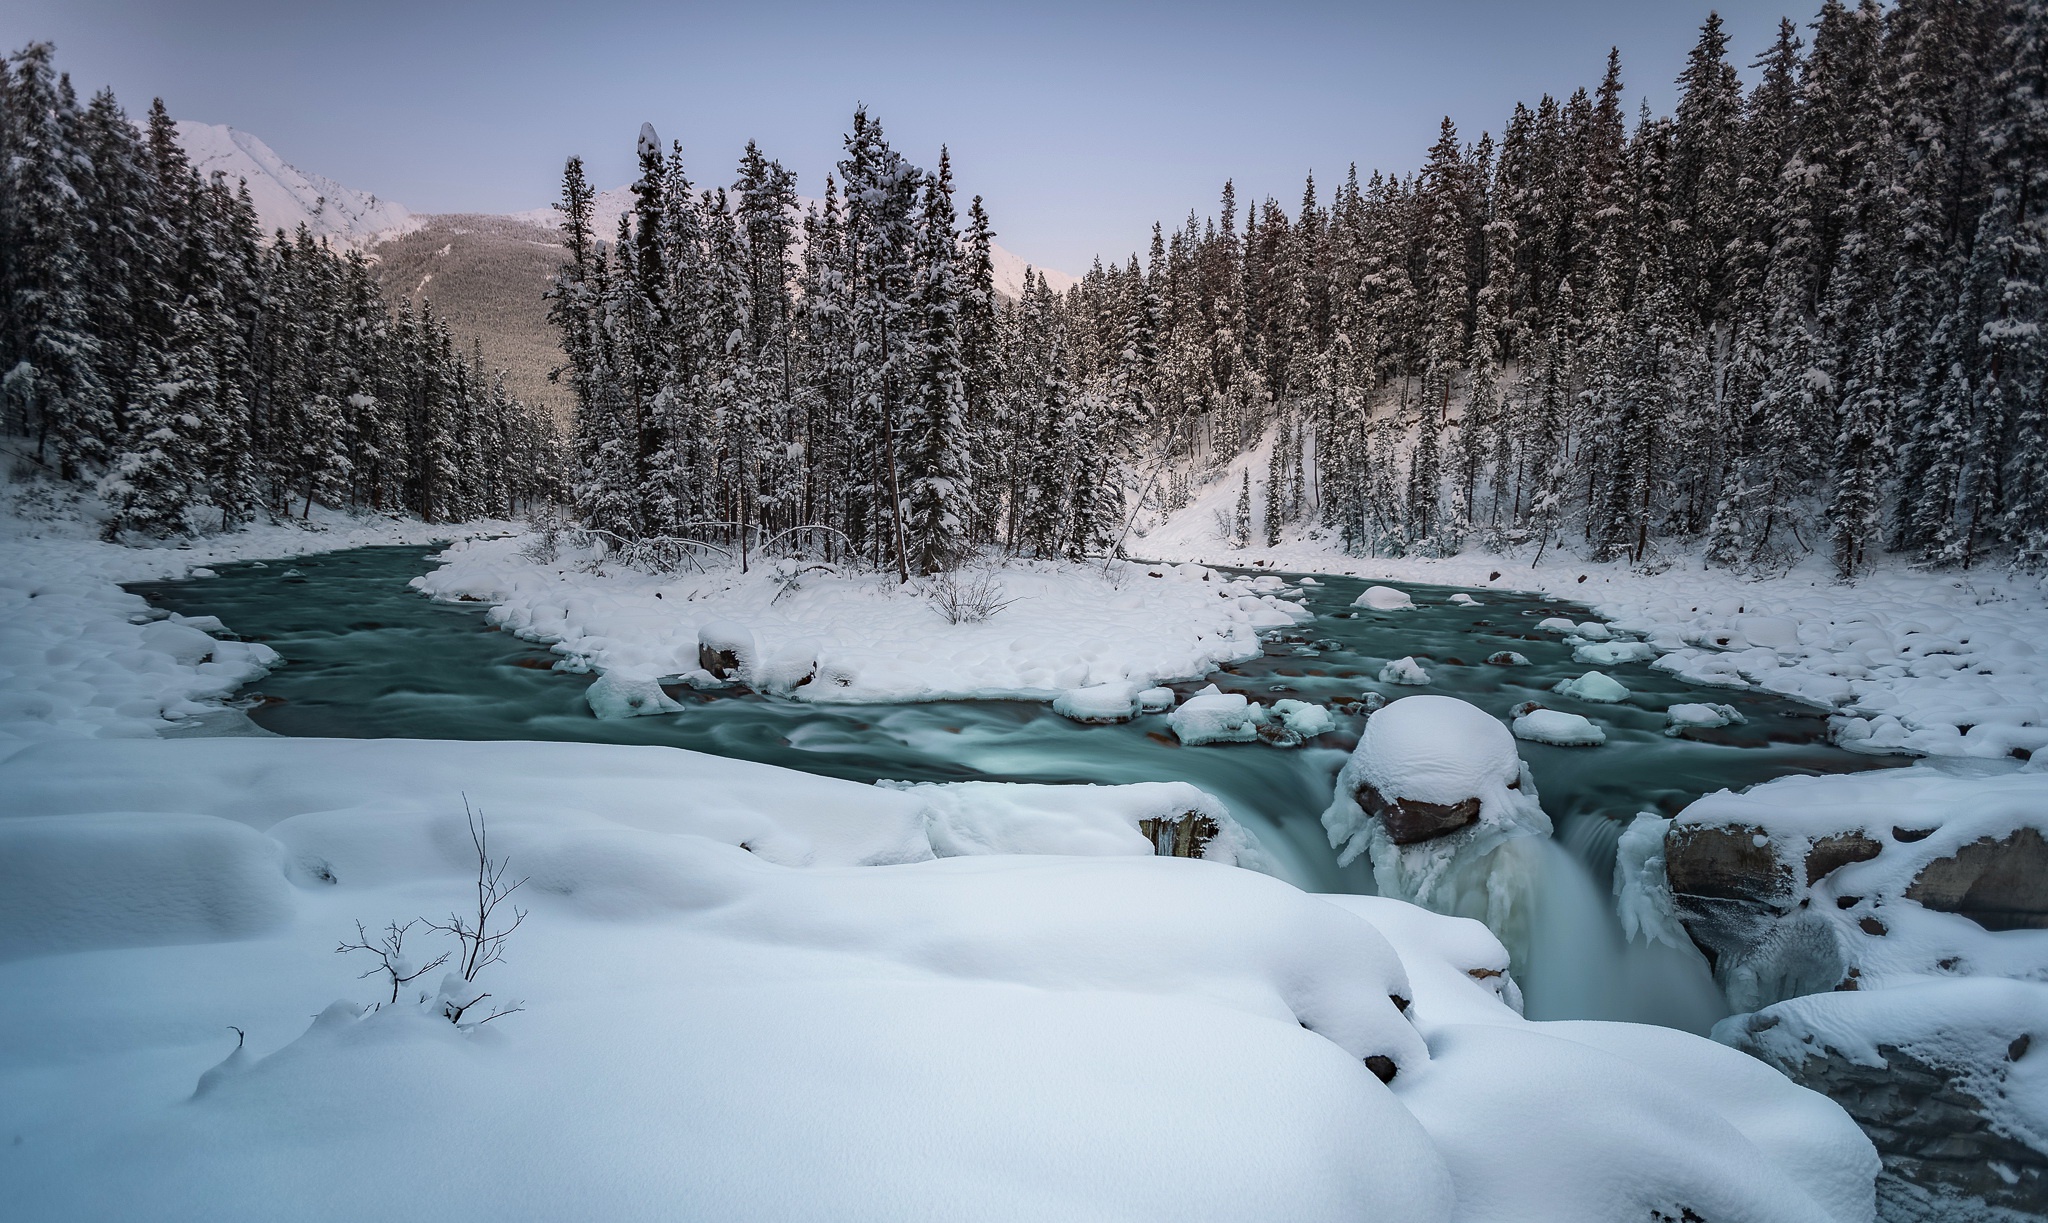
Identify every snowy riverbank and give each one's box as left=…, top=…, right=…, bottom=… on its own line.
left=1139, top=470, right=2048, bottom=764
left=0, top=734, right=1879, bottom=1223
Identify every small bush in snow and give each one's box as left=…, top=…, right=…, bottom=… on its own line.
left=519, top=505, right=565, bottom=565
left=925, top=570, right=1018, bottom=625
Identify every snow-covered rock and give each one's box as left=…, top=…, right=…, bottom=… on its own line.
left=1354, top=585, right=1416, bottom=611
left=1485, top=650, right=1530, bottom=667
left=1665, top=702, right=1745, bottom=734
left=584, top=672, right=683, bottom=720
left=1137, top=686, right=1176, bottom=713
left=1511, top=708, right=1606, bottom=747
left=1379, top=656, right=1430, bottom=685
left=1168, top=686, right=1261, bottom=746
left=1551, top=670, right=1630, bottom=703
left=1447, top=592, right=1480, bottom=607
left=1573, top=640, right=1657, bottom=666
left=900, top=778, right=1261, bottom=865
left=1323, top=697, right=1554, bottom=964
left=1268, top=699, right=1334, bottom=740
left=1052, top=681, right=1142, bottom=724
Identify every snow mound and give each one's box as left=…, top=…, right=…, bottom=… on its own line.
left=1573, top=640, right=1657, bottom=666
left=900, top=779, right=1261, bottom=866
left=1448, top=593, right=1480, bottom=607
left=1666, top=702, right=1744, bottom=733
left=1355, top=586, right=1416, bottom=611
left=1052, top=681, right=1141, bottom=724
left=1379, top=656, right=1431, bottom=685
left=1552, top=670, right=1630, bottom=703
left=1137, top=686, right=1176, bottom=712
left=584, top=672, right=683, bottom=720
left=1169, top=686, right=1260, bottom=745
left=0, top=811, right=293, bottom=960
left=1512, top=708, right=1606, bottom=746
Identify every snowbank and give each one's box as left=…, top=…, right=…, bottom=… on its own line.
left=0, top=488, right=508, bottom=749
left=0, top=733, right=1877, bottom=1223
left=418, top=538, right=1313, bottom=706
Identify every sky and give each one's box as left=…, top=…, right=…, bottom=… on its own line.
left=9, top=0, right=1812, bottom=274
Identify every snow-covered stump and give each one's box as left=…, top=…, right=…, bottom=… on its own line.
left=1321, top=695, right=1553, bottom=967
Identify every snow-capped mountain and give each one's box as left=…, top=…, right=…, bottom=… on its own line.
left=174, top=121, right=416, bottom=249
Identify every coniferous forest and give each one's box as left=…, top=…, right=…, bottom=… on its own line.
left=554, top=0, right=2048, bottom=579
left=0, top=43, right=563, bottom=537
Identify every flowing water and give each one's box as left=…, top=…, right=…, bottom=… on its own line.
left=130, top=544, right=1904, bottom=1033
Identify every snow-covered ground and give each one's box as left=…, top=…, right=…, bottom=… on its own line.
left=415, top=533, right=1313, bottom=705
left=0, top=734, right=1879, bottom=1223
left=1139, top=445, right=2048, bottom=764
left=0, top=468, right=510, bottom=749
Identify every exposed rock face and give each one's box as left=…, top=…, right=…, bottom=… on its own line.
left=1904, top=827, right=2048, bottom=931
left=1725, top=1014, right=2047, bottom=1222
left=1354, top=782, right=1480, bottom=845
left=698, top=642, right=743, bottom=680
left=1137, top=812, right=1219, bottom=858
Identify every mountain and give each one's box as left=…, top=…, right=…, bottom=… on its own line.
left=174, top=121, right=415, bottom=249
left=173, top=122, right=1075, bottom=423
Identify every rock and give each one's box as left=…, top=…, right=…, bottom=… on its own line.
left=696, top=620, right=757, bottom=683
left=1552, top=670, right=1630, bottom=703
left=585, top=673, right=684, bottom=720
left=1904, top=826, right=2048, bottom=931
left=1378, top=656, right=1430, bottom=685
left=1052, top=682, right=1142, bottom=725
left=1806, top=831, right=1883, bottom=886
left=1167, top=687, right=1261, bottom=746
left=1136, top=686, right=1176, bottom=713
left=1485, top=651, right=1530, bottom=666
left=1510, top=709, right=1605, bottom=747
left=1356, top=782, right=1481, bottom=844
left=1138, top=812, right=1219, bottom=858
left=1666, top=823, right=1793, bottom=905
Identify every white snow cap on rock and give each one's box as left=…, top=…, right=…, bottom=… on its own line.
left=1512, top=708, right=1606, bottom=746
left=585, top=672, right=683, bottom=720
left=1052, top=681, right=1142, bottom=724
left=1323, top=696, right=1555, bottom=965
left=899, top=779, right=1262, bottom=866
left=1379, top=656, right=1431, bottom=685
left=1169, top=686, right=1261, bottom=745
left=1552, top=671, right=1630, bottom=703
left=1666, top=702, right=1745, bottom=733
left=1355, top=586, right=1416, bottom=611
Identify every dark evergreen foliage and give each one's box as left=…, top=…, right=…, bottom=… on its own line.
left=0, top=44, right=563, bottom=536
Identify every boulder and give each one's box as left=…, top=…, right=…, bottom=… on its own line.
left=1904, top=826, right=2048, bottom=930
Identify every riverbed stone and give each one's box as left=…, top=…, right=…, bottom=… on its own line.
left=1354, top=781, right=1481, bottom=845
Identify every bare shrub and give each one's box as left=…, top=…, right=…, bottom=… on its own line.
left=924, top=570, right=1019, bottom=625
left=337, top=919, right=449, bottom=1004
left=428, top=799, right=529, bottom=983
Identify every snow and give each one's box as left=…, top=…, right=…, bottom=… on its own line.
left=418, top=538, right=1313, bottom=707
left=1168, top=685, right=1260, bottom=745
left=0, top=478, right=509, bottom=749
left=1666, top=702, right=1745, bottom=733
left=1380, top=655, right=1432, bottom=685
left=0, top=730, right=1878, bottom=1223
left=583, top=671, right=683, bottom=719
left=1355, top=584, right=1416, bottom=610
left=1269, top=698, right=1335, bottom=738
left=1512, top=708, right=1607, bottom=747
left=1052, top=680, right=1143, bottom=724
left=894, top=778, right=1263, bottom=866
left=1136, top=685, right=1176, bottom=712
left=1553, top=670, right=1631, bottom=703
left=174, top=121, right=416, bottom=249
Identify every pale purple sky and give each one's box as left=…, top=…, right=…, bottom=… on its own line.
left=15, top=0, right=1809, bottom=273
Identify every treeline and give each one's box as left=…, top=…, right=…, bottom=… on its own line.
left=549, top=114, right=1126, bottom=577
left=1053, top=0, right=2048, bottom=576
left=0, top=43, right=562, bottom=536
